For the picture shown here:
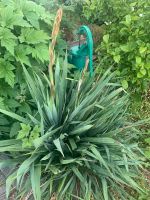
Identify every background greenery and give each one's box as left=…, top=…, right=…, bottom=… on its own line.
left=84, top=0, right=150, bottom=92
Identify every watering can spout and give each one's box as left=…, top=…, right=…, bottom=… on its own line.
left=68, top=25, right=93, bottom=76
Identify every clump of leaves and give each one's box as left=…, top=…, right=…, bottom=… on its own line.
left=17, top=123, right=40, bottom=148
left=0, top=57, right=147, bottom=199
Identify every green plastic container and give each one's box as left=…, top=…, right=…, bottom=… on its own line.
left=68, top=25, right=93, bottom=76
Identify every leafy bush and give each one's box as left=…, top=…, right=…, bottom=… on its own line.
left=83, top=0, right=131, bottom=25
left=0, top=0, right=54, bottom=112
left=84, top=0, right=150, bottom=92
left=0, top=59, right=146, bottom=199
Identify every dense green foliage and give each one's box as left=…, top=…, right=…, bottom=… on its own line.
left=0, top=0, right=54, bottom=112
left=84, top=0, right=150, bottom=92
left=0, top=0, right=67, bottom=139
left=83, top=0, right=129, bottom=25
left=0, top=59, right=146, bottom=199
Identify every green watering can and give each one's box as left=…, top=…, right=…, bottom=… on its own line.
left=68, top=25, right=93, bottom=76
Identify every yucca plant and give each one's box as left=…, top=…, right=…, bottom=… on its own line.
left=0, top=57, right=146, bottom=200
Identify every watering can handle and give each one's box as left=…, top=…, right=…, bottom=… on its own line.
left=78, top=25, right=93, bottom=76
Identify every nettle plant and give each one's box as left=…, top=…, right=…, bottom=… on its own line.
left=0, top=0, right=54, bottom=112
left=0, top=59, right=147, bottom=199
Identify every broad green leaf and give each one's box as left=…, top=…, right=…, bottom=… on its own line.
left=19, top=102, right=32, bottom=114
left=15, top=44, right=31, bottom=66
left=113, top=55, right=120, bottom=63
left=145, top=62, right=150, bottom=69
left=0, top=5, right=15, bottom=28
left=121, top=80, right=128, bottom=89
left=140, top=68, right=146, bottom=76
left=145, top=138, right=150, bottom=144
left=0, top=59, right=15, bottom=87
left=0, top=5, right=31, bottom=28
left=137, top=72, right=143, bottom=78
left=0, top=114, right=9, bottom=125
left=0, top=27, right=16, bottom=55
left=10, top=122, right=21, bottom=138
left=103, top=34, right=109, bottom=43
left=26, top=43, right=49, bottom=63
left=30, top=125, right=40, bottom=140
left=145, top=150, right=150, bottom=158
left=22, top=138, right=32, bottom=148
left=0, top=97, right=5, bottom=109
left=5, top=70, right=15, bottom=87
left=6, top=99, right=20, bottom=108
left=125, top=15, right=131, bottom=26
left=139, top=47, right=147, bottom=54
left=130, top=2, right=137, bottom=7
left=136, top=56, right=142, bottom=65
left=120, top=45, right=129, bottom=52
left=17, top=123, right=31, bottom=139
left=19, top=28, right=49, bottom=44
left=13, top=14, right=31, bottom=27
left=24, top=11, right=40, bottom=28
